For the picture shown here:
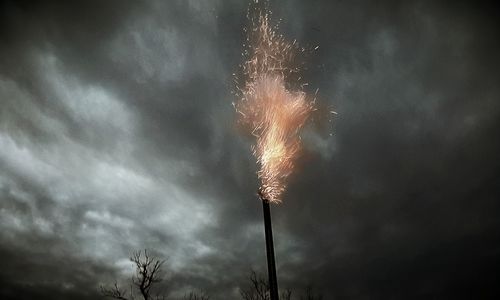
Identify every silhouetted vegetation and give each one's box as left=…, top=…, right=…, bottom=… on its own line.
left=182, top=291, right=210, bottom=300
left=240, top=270, right=322, bottom=300
left=299, top=286, right=323, bottom=300
left=101, top=250, right=323, bottom=300
left=100, top=249, right=209, bottom=300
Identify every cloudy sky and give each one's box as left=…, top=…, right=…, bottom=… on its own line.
left=1, top=0, right=499, bottom=299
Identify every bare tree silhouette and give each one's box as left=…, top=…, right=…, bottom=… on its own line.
left=131, top=250, right=165, bottom=300
left=240, top=270, right=323, bottom=300
left=299, top=286, right=323, bottom=300
left=102, top=252, right=321, bottom=300
left=281, top=289, right=292, bottom=300
left=183, top=291, right=210, bottom=300
left=101, top=249, right=165, bottom=300
left=240, top=270, right=291, bottom=300
left=240, top=270, right=268, bottom=300
left=100, top=282, right=130, bottom=300
left=101, top=249, right=208, bottom=300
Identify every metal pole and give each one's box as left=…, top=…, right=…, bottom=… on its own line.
left=260, top=191, right=279, bottom=300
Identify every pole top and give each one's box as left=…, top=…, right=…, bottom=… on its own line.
left=258, top=188, right=270, bottom=203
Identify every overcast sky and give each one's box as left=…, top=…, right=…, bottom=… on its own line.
left=1, top=0, right=499, bottom=299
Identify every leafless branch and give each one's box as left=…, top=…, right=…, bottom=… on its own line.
left=183, top=291, right=210, bottom=300
left=101, top=250, right=167, bottom=300
left=241, top=270, right=325, bottom=300
left=101, top=282, right=129, bottom=300
left=130, top=249, right=166, bottom=300
left=280, top=288, right=292, bottom=300
left=240, top=270, right=270, bottom=300
left=300, top=285, right=323, bottom=300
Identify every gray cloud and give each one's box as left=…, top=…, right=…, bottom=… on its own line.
left=1, top=0, right=499, bottom=299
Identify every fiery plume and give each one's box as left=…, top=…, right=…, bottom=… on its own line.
left=235, top=9, right=315, bottom=203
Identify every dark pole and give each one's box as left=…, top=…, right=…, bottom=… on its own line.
left=259, top=190, right=279, bottom=300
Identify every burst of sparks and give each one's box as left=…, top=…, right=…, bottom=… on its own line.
left=235, top=8, right=315, bottom=203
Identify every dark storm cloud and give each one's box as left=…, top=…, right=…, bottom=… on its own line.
left=1, top=0, right=500, bottom=299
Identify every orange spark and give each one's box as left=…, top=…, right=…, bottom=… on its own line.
left=235, top=9, right=315, bottom=203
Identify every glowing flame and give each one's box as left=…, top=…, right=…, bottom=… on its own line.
left=235, top=9, right=315, bottom=203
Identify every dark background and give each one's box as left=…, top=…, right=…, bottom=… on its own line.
left=1, top=0, right=499, bottom=299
